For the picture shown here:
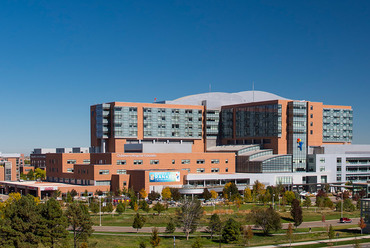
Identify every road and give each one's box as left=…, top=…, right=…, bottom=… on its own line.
left=92, top=218, right=361, bottom=233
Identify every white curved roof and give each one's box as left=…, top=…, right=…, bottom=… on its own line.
left=165, top=91, right=289, bottom=110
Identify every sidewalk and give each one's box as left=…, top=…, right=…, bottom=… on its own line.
left=255, top=234, right=370, bottom=247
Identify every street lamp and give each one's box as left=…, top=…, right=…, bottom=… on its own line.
left=99, top=196, right=102, bottom=227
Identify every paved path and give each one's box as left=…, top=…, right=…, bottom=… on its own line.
left=92, top=218, right=361, bottom=233
left=255, top=234, right=370, bottom=247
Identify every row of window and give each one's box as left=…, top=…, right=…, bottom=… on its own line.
left=116, top=159, right=227, bottom=165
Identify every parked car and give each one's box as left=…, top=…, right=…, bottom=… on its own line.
left=340, top=217, right=352, bottom=223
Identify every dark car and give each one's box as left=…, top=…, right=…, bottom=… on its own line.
left=340, top=217, right=352, bottom=223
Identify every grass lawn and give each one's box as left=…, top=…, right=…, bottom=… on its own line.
left=90, top=204, right=360, bottom=228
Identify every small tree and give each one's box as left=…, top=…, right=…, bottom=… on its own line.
left=153, top=202, right=166, bottom=215
left=359, top=217, right=366, bottom=235
left=328, top=224, right=335, bottom=241
left=210, top=190, right=218, bottom=200
left=303, top=197, right=311, bottom=209
left=248, top=207, right=282, bottom=235
left=191, top=237, right=203, bottom=248
left=65, top=202, right=93, bottom=248
left=222, top=218, right=241, bottom=243
left=284, top=191, right=295, bottom=205
left=223, top=182, right=240, bottom=201
left=165, top=218, right=176, bottom=233
left=291, top=199, right=303, bottom=228
left=244, top=188, right=253, bottom=202
left=132, top=213, right=146, bottom=233
left=242, top=225, right=253, bottom=247
left=286, top=223, right=293, bottom=246
left=176, top=198, right=204, bottom=240
left=148, top=191, right=160, bottom=201
left=161, top=187, right=172, bottom=201
left=139, top=188, right=148, bottom=199
left=206, top=213, right=222, bottom=239
left=202, top=188, right=212, bottom=201
left=139, top=200, right=150, bottom=213
left=89, top=201, right=99, bottom=214
left=139, top=241, right=147, bottom=248
left=116, top=202, right=125, bottom=215
left=170, top=188, right=181, bottom=201
left=149, top=227, right=161, bottom=247
left=70, top=189, right=78, bottom=198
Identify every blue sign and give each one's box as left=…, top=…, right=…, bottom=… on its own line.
left=149, top=172, right=180, bottom=183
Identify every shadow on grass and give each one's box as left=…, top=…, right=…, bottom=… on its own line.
left=281, top=216, right=294, bottom=222
left=335, top=228, right=361, bottom=234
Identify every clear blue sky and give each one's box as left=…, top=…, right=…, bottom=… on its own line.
left=1, top=1, right=369, bottom=155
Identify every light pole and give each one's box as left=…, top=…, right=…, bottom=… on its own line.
left=341, top=192, right=343, bottom=219
left=99, top=196, right=102, bottom=226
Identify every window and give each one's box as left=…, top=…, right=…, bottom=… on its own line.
left=133, top=160, right=143, bottom=165
left=337, top=166, right=342, bottom=172
left=320, top=158, right=325, bottom=163
left=99, top=169, right=109, bottom=175
left=320, top=166, right=325, bottom=172
left=117, top=169, right=127, bottom=174
left=67, top=160, right=76, bottom=164
left=310, top=105, right=313, bottom=110
left=211, top=159, right=219, bottom=164
left=196, top=160, right=205, bottom=164
left=95, top=180, right=111, bottom=186
left=225, top=159, right=229, bottom=164
left=172, top=160, right=175, bottom=164
left=211, top=168, right=219, bottom=173
left=123, top=181, right=127, bottom=186
left=337, top=158, right=342, bottom=164
left=310, top=122, right=313, bottom=126
left=117, top=160, right=126, bottom=165
left=83, top=159, right=90, bottom=164
left=310, top=114, right=313, bottom=118
left=225, top=168, right=229, bottom=172
left=150, top=160, right=159, bottom=165
left=181, top=159, right=190, bottom=164
left=67, top=168, right=74, bottom=173
left=310, top=130, right=313, bottom=135
left=196, top=168, right=205, bottom=173
left=182, top=168, right=190, bottom=172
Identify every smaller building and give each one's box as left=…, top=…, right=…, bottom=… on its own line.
left=361, top=198, right=370, bottom=233
left=0, top=152, right=24, bottom=181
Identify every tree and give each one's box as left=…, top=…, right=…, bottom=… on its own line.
left=89, top=201, right=99, bottom=214
left=176, top=198, right=204, bottom=240
left=70, top=189, right=78, bottom=198
left=116, top=202, right=125, bottom=214
left=161, top=187, right=172, bottom=201
left=165, top=218, right=176, bottom=233
left=284, top=191, right=295, bottom=205
left=148, top=191, right=160, bottom=201
left=248, top=207, right=282, bottom=235
left=359, top=217, right=366, bottom=235
left=132, top=213, right=146, bottom=233
left=0, top=195, right=41, bottom=247
left=191, top=237, right=203, bottom=248
left=244, top=188, right=252, bottom=202
left=65, top=202, right=94, bottom=248
left=222, top=218, right=241, bottom=243
left=202, top=188, right=212, bottom=201
left=139, top=200, right=150, bottom=213
left=206, top=213, right=222, bottom=239
left=252, top=180, right=265, bottom=201
left=149, top=227, right=161, bottom=247
left=34, top=168, right=46, bottom=180
left=303, top=196, right=312, bottom=209
left=153, top=202, right=166, bottom=215
left=210, top=190, right=218, bottom=200
left=27, top=169, right=35, bottom=180
left=290, top=199, right=303, bottom=228
left=39, top=198, right=68, bottom=248
left=103, top=202, right=113, bottom=213
left=286, top=223, right=293, bottom=247
left=223, top=182, right=240, bottom=200
left=170, top=188, right=181, bottom=201
left=243, top=225, right=254, bottom=247
left=328, top=224, right=335, bottom=241
left=139, top=188, right=148, bottom=199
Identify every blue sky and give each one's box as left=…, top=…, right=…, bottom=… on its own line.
left=1, top=1, right=369, bottom=155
